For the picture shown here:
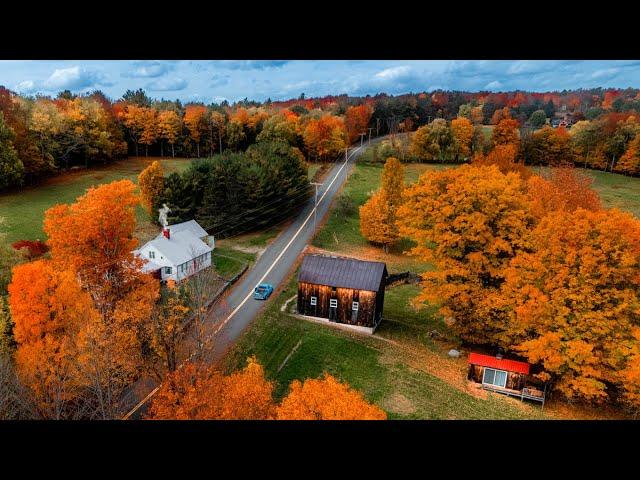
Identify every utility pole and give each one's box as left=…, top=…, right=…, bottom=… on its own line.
left=368, top=127, right=373, bottom=144
left=345, top=147, right=349, bottom=163
left=359, top=132, right=366, bottom=147
left=310, top=182, right=323, bottom=233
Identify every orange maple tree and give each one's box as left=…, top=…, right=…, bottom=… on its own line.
left=146, top=357, right=276, bottom=420
left=397, top=164, right=535, bottom=345
left=527, top=166, right=602, bottom=219
left=491, top=117, right=520, bottom=147
left=345, top=104, right=373, bottom=143
left=276, top=374, right=386, bottom=420
left=451, top=117, right=474, bottom=160
left=303, top=115, right=348, bottom=161
left=473, top=144, right=531, bottom=179
left=495, top=208, right=640, bottom=404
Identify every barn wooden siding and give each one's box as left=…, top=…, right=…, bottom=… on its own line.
left=468, top=365, right=526, bottom=391
left=297, top=282, right=380, bottom=328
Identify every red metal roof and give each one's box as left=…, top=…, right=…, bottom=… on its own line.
left=468, top=352, right=530, bottom=375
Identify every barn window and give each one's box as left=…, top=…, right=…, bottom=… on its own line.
left=352, top=301, right=359, bottom=311
left=482, top=368, right=507, bottom=388
left=329, top=299, right=337, bottom=308
left=310, top=296, right=317, bottom=306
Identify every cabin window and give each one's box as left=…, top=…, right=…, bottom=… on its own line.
left=352, top=301, right=359, bottom=311
left=149, top=251, right=155, bottom=259
left=165, top=267, right=172, bottom=275
left=482, top=368, right=507, bottom=388
left=310, top=296, right=317, bottom=306
left=329, top=299, right=337, bottom=308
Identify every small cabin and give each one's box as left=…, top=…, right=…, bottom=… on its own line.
left=468, top=352, right=547, bottom=408
left=297, top=254, right=388, bottom=332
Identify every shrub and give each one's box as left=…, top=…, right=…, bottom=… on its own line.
left=11, top=240, right=49, bottom=259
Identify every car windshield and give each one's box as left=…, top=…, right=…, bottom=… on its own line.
left=256, top=287, right=266, bottom=292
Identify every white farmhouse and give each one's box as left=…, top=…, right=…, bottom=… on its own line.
left=134, top=220, right=215, bottom=283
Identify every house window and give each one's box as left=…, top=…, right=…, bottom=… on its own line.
left=149, top=251, right=155, bottom=259
left=310, top=296, right=317, bottom=306
left=165, top=267, right=172, bottom=275
left=352, top=301, right=359, bottom=311
left=329, top=299, right=337, bottom=308
left=482, top=368, right=507, bottom=388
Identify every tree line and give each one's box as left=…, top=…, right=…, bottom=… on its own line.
left=3, top=86, right=640, bottom=192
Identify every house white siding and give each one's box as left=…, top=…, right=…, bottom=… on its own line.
left=134, top=220, right=214, bottom=283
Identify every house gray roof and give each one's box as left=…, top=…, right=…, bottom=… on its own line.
left=298, top=254, right=388, bottom=292
left=146, top=230, right=212, bottom=266
left=164, top=219, right=208, bottom=239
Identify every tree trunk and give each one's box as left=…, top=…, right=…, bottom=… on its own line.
left=197, top=143, right=200, bottom=158
left=135, top=142, right=139, bottom=157
left=145, top=144, right=148, bottom=157
left=219, top=131, right=222, bottom=154
left=171, top=143, right=175, bottom=158
left=160, top=141, right=164, bottom=157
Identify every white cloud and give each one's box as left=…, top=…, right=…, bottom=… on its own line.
left=485, top=80, right=503, bottom=90
left=374, top=65, right=412, bottom=80
left=15, top=80, right=38, bottom=94
left=123, top=61, right=172, bottom=78
left=43, top=66, right=111, bottom=91
left=146, top=77, right=188, bottom=91
left=210, top=73, right=230, bottom=88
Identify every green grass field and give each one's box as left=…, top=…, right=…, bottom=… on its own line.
left=212, top=245, right=256, bottom=280
left=588, top=169, right=640, bottom=218
left=0, top=157, right=191, bottom=243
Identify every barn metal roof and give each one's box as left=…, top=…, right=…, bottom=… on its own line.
left=468, top=352, right=530, bottom=375
left=298, top=254, right=388, bottom=292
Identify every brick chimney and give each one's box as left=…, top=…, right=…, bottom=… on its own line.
left=162, top=228, right=170, bottom=240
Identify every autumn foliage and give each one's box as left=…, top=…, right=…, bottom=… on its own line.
left=276, top=374, right=386, bottom=420
left=138, top=160, right=165, bottom=214
left=11, top=239, right=49, bottom=259
left=360, top=157, right=404, bottom=251
left=303, top=115, right=348, bottom=161
left=397, top=164, right=535, bottom=345
left=496, top=209, right=640, bottom=403
left=147, top=357, right=276, bottom=420
left=147, top=358, right=385, bottom=420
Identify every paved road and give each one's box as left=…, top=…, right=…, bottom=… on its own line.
left=124, top=138, right=380, bottom=418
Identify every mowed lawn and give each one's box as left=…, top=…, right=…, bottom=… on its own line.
left=588, top=169, right=640, bottom=218
left=0, top=157, right=191, bottom=243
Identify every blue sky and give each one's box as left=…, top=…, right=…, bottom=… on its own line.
left=2, top=60, right=640, bottom=104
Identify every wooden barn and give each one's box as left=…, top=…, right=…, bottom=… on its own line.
left=297, top=254, right=388, bottom=331
left=468, top=352, right=547, bottom=408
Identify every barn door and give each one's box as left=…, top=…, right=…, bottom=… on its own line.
left=351, top=301, right=359, bottom=324
left=329, top=298, right=337, bottom=321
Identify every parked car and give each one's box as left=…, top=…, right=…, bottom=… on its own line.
left=253, top=283, right=274, bottom=300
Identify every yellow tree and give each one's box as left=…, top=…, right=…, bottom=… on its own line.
left=157, top=110, right=181, bottom=157
left=138, top=160, right=165, bottom=215
left=451, top=117, right=474, bottom=160
left=360, top=157, right=405, bottom=252
left=139, top=107, right=158, bottom=157
left=276, top=374, right=386, bottom=420
left=397, top=165, right=535, bottom=345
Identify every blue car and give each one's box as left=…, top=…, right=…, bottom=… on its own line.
left=253, top=283, right=274, bottom=300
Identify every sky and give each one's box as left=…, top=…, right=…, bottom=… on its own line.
left=1, top=60, right=640, bottom=104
